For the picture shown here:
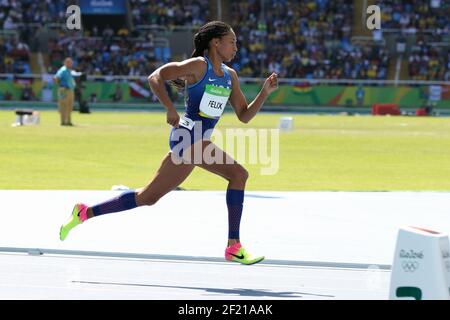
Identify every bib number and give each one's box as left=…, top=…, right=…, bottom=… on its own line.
left=178, top=115, right=194, bottom=130
left=199, top=84, right=231, bottom=118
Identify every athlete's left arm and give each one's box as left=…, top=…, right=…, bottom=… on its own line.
left=228, top=68, right=278, bottom=123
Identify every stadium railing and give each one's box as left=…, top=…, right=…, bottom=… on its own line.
left=1, top=73, right=448, bottom=85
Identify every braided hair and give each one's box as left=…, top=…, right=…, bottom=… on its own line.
left=169, top=21, right=232, bottom=90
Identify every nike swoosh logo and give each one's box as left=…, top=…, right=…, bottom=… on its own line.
left=208, top=78, right=217, bottom=82
left=230, top=252, right=245, bottom=260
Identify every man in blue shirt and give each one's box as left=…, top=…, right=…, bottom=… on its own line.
left=53, top=58, right=76, bottom=126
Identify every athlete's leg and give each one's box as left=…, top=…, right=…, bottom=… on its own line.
left=85, top=152, right=194, bottom=218
left=135, top=152, right=195, bottom=206
left=195, top=140, right=248, bottom=190
left=194, top=140, right=263, bottom=265
left=195, top=141, right=248, bottom=245
left=60, top=152, right=194, bottom=240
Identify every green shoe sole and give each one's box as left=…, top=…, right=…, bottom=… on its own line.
left=59, top=204, right=83, bottom=241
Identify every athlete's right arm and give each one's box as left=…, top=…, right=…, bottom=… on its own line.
left=148, top=58, right=204, bottom=128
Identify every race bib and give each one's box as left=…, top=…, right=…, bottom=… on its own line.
left=178, top=115, right=194, bottom=130
left=199, top=84, right=231, bottom=118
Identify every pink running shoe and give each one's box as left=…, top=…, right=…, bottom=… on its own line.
left=59, top=203, right=89, bottom=241
left=225, top=242, right=264, bottom=265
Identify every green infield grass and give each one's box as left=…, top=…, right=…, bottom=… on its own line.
left=1, top=110, right=450, bottom=191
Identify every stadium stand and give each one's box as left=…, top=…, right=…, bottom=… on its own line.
left=0, top=0, right=447, bottom=81
left=228, top=0, right=391, bottom=79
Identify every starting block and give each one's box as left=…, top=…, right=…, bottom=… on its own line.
left=389, top=226, right=450, bottom=300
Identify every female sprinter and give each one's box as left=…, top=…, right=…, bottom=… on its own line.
left=59, top=21, right=278, bottom=265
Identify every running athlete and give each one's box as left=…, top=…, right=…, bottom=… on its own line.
left=59, top=21, right=278, bottom=265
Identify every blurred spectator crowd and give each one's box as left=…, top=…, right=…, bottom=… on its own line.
left=0, top=0, right=448, bottom=81
left=229, top=0, right=386, bottom=79
left=48, top=32, right=161, bottom=77
left=380, top=0, right=449, bottom=81
left=129, top=0, right=210, bottom=28
left=46, top=0, right=211, bottom=76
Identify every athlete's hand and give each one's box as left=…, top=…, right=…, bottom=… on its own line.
left=167, top=108, right=180, bottom=128
left=262, top=73, right=278, bottom=96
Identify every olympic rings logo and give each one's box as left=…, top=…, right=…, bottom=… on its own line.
left=402, top=261, right=419, bottom=272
